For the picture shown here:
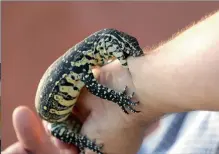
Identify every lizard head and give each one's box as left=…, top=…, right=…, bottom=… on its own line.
left=97, top=29, right=144, bottom=59
left=118, top=31, right=144, bottom=58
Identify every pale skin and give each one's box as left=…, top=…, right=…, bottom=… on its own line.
left=2, top=11, right=219, bottom=154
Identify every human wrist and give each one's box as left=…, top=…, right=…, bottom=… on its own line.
left=127, top=54, right=166, bottom=124
left=129, top=11, right=219, bottom=115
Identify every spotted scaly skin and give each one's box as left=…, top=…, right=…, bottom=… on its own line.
left=35, top=28, right=144, bottom=154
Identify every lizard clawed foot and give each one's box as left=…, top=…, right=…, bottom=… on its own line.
left=118, top=86, right=140, bottom=114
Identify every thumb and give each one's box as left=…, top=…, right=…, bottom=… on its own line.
left=12, top=106, right=60, bottom=154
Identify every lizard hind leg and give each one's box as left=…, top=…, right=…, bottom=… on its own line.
left=48, top=115, right=104, bottom=154
left=81, top=70, right=140, bottom=114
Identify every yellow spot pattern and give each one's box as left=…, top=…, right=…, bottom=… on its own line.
left=59, top=85, right=79, bottom=97
left=49, top=106, right=73, bottom=115
left=54, top=94, right=76, bottom=107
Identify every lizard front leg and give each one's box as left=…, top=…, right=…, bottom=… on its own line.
left=81, top=70, right=140, bottom=114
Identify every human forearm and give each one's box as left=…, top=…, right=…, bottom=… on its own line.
left=129, top=11, right=219, bottom=113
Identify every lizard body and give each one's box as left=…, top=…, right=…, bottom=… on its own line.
left=35, top=28, right=144, bottom=154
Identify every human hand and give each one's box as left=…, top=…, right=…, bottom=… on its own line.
left=41, top=59, right=161, bottom=154
left=67, top=60, right=162, bottom=154
left=2, top=60, right=161, bottom=154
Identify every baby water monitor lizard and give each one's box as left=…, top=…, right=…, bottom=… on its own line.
left=35, top=28, right=144, bottom=154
